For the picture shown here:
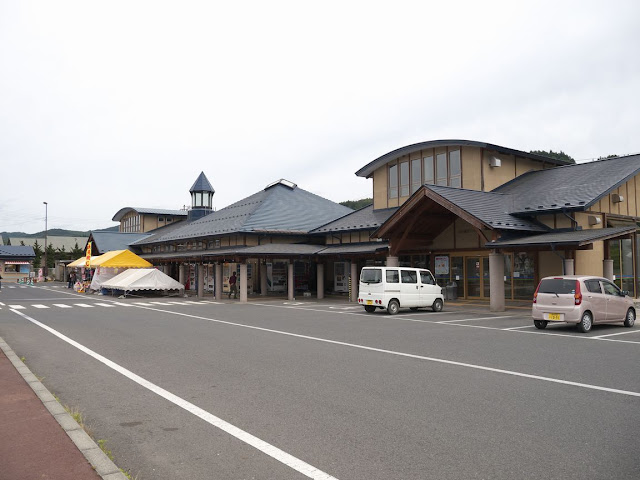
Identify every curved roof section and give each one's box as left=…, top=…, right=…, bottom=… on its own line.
left=355, top=139, right=571, bottom=178
left=112, top=207, right=188, bottom=222
left=494, top=154, right=640, bottom=214
left=190, top=171, right=215, bottom=193
left=135, top=182, right=354, bottom=244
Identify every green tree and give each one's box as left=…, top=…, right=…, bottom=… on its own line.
left=598, top=154, right=618, bottom=160
left=529, top=150, right=576, bottom=164
left=46, top=244, right=56, bottom=269
left=72, top=242, right=83, bottom=258
left=32, top=240, right=43, bottom=269
left=340, top=198, right=373, bottom=210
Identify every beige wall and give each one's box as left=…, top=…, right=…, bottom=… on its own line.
left=592, top=174, right=640, bottom=218
left=461, top=147, right=482, bottom=190
left=539, top=251, right=562, bottom=278
left=430, top=223, right=454, bottom=250
left=455, top=218, right=481, bottom=249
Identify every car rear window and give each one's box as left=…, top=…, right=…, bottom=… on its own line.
left=538, top=278, right=576, bottom=294
left=361, top=269, right=382, bottom=284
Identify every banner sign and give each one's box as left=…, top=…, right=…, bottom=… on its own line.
left=85, top=242, right=92, bottom=269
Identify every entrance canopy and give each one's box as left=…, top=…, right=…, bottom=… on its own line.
left=101, top=268, right=184, bottom=294
left=484, top=226, right=637, bottom=250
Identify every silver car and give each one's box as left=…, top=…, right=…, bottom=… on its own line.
left=532, top=275, right=636, bottom=332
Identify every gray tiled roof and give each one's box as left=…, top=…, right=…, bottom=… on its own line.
left=493, top=154, right=640, bottom=214
left=316, top=242, right=389, bottom=255
left=135, top=183, right=353, bottom=244
left=0, top=245, right=35, bottom=258
left=89, top=231, right=152, bottom=253
left=190, top=172, right=215, bottom=193
left=311, top=205, right=398, bottom=233
left=426, top=185, right=548, bottom=232
left=485, top=226, right=636, bottom=248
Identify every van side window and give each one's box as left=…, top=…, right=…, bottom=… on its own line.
left=420, top=271, right=435, bottom=285
left=386, top=270, right=399, bottom=283
left=401, top=270, right=417, bottom=284
left=584, top=280, right=602, bottom=294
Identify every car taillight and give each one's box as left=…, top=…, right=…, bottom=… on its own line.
left=574, top=280, right=582, bottom=305
left=533, top=282, right=541, bottom=303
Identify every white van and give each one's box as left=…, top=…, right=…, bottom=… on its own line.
left=358, top=267, right=444, bottom=314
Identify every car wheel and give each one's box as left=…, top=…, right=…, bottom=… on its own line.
left=534, top=320, right=548, bottom=330
left=364, top=305, right=376, bottom=313
left=432, top=298, right=444, bottom=312
left=577, top=311, right=593, bottom=333
left=624, top=308, right=636, bottom=328
left=387, top=299, right=400, bottom=315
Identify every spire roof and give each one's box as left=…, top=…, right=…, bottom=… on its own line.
left=189, top=172, right=215, bottom=193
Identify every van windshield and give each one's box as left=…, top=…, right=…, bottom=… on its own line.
left=361, top=269, right=382, bottom=284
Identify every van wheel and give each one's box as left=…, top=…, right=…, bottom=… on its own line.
left=534, top=320, right=548, bottom=329
left=624, top=308, right=635, bottom=327
left=577, top=311, right=592, bottom=333
left=387, top=300, right=400, bottom=315
left=432, top=298, right=443, bottom=312
left=364, top=305, right=376, bottom=313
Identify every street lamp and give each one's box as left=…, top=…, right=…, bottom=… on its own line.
left=43, top=201, right=48, bottom=280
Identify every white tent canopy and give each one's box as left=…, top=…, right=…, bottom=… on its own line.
left=101, top=268, right=184, bottom=295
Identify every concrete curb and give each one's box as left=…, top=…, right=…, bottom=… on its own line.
left=0, top=336, right=128, bottom=480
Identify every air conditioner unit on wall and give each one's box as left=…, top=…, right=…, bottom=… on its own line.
left=489, top=156, right=501, bottom=168
left=612, top=193, right=624, bottom=203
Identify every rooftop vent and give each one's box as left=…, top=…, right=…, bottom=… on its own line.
left=265, top=179, right=297, bottom=191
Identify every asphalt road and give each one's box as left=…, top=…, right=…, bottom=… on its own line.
left=1, top=283, right=639, bottom=480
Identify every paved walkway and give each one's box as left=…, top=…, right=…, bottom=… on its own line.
left=0, top=338, right=126, bottom=480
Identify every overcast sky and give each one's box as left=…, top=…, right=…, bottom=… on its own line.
left=1, top=1, right=639, bottom=235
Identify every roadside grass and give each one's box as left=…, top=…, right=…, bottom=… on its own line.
left=21, top=359, right=140, bottom=480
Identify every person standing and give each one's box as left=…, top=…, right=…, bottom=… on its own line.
left=0, top=273, right=3, bottom=291
left=68, top=270, right=76, bottom=289
left=228, top=271, right=237, bottom=299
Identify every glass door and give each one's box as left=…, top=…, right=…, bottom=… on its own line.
left=466, top=257, right=481, bottom=297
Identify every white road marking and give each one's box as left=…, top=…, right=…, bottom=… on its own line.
left=8, top=305, right=25, bottom=309
left=437, top=315, right=518, bottom=323
left=53, top=304, right=73, bottom=308
left=0, top=302, right=5, bottom=306
left=31, top=304, right=50, bottom=309
left=329, top=306, right=361, bottom=310
left=120, top=304, right=640, bottom=398
left=110, top=302, right=133, bottom=307
left=591, top=329, right=640, bottom=339
left=10, top=309, right=339, bottom=480
left=201, top=301, right=222, bottom=304
left=132, top=302, right=154, bottom=306
left=503, top=325, right=535, bottom=330
left=94, top=303, right=116, bottom=308
left=166, top=301, right=188, bottom=305
left=183, top=301, right=203, bottom=305
left=73, top=304, right=94, bottom=308
left=150, top=301, right=173, bottom=305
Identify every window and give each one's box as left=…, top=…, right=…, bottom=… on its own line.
left=584, top=280, right=602, bottom=294
left=420, top=271, right=435, bottom=285
left=386, top=270, right=399, bottom=283
left=389, top=164, right=398, bottom=198
left=361, top=269, right=382, bottom=284
left=436, top=153, right=447, bottom=185
left=401, top=269, right=417, bottom=283
left=400, top=161, right=409, bottom=197
left=158, top=217, right=164, bottom=222
left=411, top=158, right=421, bottom=194
left=449, top=150, right=461, bottom=188
left=603, top=281, right=621, bottom=296
left=423, top=155, right=434, bottom=184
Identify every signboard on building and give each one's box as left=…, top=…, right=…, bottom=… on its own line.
left=434, top=255, right=449, bottom=275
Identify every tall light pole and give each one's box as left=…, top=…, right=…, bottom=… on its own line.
left=43, top=201, right=48, bottom=280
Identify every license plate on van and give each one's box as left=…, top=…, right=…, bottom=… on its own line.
left=548, top=313, right=561, bottom=321
left=366, top=300, right=373, bottom=305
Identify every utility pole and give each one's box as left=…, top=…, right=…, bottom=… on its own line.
left=43, top=201, right=48, bottom=280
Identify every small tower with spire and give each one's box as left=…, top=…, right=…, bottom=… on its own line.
left=188, top=171, right=215, bottom=221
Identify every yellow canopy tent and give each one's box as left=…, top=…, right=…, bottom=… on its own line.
left=90, top=250, right=152, bottom=269
left=68, top=256, right=98, bottom=268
